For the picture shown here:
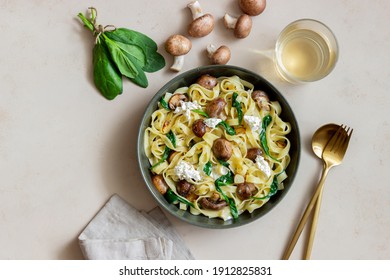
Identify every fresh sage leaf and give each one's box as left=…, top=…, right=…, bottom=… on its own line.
left=92, top=43, right=123, bottom=100
left=260, top=115, right=279, bottom=162
left=166, top=130, right=176, bottom=148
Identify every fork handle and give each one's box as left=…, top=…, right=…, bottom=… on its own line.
left=304, top=188, right=323, bottom=259
left=282, top=165, right=331, bottom=260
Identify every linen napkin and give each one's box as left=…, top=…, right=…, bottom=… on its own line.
left=78, top=194, right=194, bottom=260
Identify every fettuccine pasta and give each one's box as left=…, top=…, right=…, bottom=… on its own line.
left=145, top=75, right=291, bottom=220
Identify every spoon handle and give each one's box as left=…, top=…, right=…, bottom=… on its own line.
left=282, top=165, right=331, bottom=260
left=304, top=188, right=324, bottom=259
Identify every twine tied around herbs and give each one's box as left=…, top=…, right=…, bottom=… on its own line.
left=88, top=7, right=116, bottom=44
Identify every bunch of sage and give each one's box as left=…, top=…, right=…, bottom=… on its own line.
left=77, top=7, right=165, bottom=100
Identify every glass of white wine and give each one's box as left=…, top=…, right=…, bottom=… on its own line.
left=274, top=19, right=338, bottom=84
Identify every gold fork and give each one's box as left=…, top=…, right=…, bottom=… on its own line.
left=282, top=125, right=353, bottom=260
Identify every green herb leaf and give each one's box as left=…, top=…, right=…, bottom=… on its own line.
left=160, top=97, right=170, bottom=110
left=165, top=188, right=194, bottom=208
left=232, top=92, right=243, bottom=125
left=150, top=146, right=170, bottom=170
left=166, top=130, right=176, bottom=148
left=103, top=37, right=138, bottom=79
left=252, top=175, right=279, bottom=200
left=218, top=121, right=236, bottom=135
left=92, top=43, right=123, bottom=100
left=192, top=109, right=209, bottom=118
left=104, top=28, right=165, bottom=73
left=214, top=162, right=238, bottom=219
left=260, top=115, right=279, bottom=162
left=203, top=161, right=212, bottom=176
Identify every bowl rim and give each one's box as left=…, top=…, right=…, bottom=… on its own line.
left=137, top=65, right=301, bottom=229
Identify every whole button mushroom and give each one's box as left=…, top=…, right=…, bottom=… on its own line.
left=239, top=0, right=267, bottom=16
left=192, top=119, right=209, bottom=137
left=236, top=182, right=257, bottom=200
left=223, top=13, right=253, bottom=39
left=205, top=97, right=227, bottom=118
left=168, top=93, right=188, bottom=110
left=187, top=1, right=215, bottom=37
left=212, top=138, right=233, bottom=161
left=246, top=147, right=264, bottom=162
left=196, top=74, right=218, bottom=90
left=251, top=90, right=270, bottom=111
left=206, top=44, right=231, bottom=65
left=165, top=34, right=192, bottom=72
left=151, top=174, right=169, bottom=195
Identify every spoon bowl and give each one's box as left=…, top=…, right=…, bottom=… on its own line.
left=312, top=124, right=339, bottom=158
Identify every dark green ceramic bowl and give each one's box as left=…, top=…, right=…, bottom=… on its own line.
left=137, top=65, right=300, bottom=228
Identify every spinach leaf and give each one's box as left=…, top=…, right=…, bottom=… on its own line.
left=214, top=163, right=238, bottom=219
left=252, top=175, right=279, bottom=200
left=218, top=121, right=236, bottom=135
left=232, top=92, right=243, bottom=125
left=166, top=130, right=176, bottom=148
left=260, top=115, right=279, bottom=162
left=160, top=97, right=170, bottom=110
left=165, top=189, right=194, bottom=208
left=92, top=43, right=123, bottom=100
left=105, top=28, right=165, bottom=73
left=203, top=161, right=212, bottom=176
left=192, top=109, right=209, bottom=118
left=103, top=37, right=138, bottom=79
left=149, top=146, right=170, bottom=170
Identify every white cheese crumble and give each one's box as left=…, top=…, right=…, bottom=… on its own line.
left=204, top=118, right=222, bottom=129
left=174, top=101, right=201, bottom=122
left=244, top=115, right=262, bottom=133
left=174, top=160, right=202, bottom=182
left=255, top=155, right=271, bottom=178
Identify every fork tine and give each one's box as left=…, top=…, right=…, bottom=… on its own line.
left=326, top=125, right=345, bottom=152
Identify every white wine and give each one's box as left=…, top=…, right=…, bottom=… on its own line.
left=275, top=19, right=338, bottom=83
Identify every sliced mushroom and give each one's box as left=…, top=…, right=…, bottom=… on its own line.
left=199, top=197, right=227, bottom=210
left=165, top=34, right=192, bottom=72
left=187, top=1, right=214, bottom=37
left=223, top=13, right=252, bottom=39
left=192, top=119, right=210, bottom=137
left=206, top=44, right=231, bottom=65
left=236, top=182, right=257, bottom=200
left=168, top=94, right=188, bottom=110
left=212, top=138, right=233, bottom=161
left=239, top=0, right=266, bottom=16
left=246, top=148, right=264, bottom=162
left=205, top=97, right=227, bottom=118
left=251, top=90, right=270, bottom=111
left=151, top=174, right=169, bottom=195
left=196, top=74, right=218, bottom=90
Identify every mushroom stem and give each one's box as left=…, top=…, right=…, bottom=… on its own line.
left=171, top=55, right=185, bottom=72
left=187, top=1, right=204, bottom=19
left=206, top=44, right=217, bottom=58
left=223, top=13, right=238, bottom=29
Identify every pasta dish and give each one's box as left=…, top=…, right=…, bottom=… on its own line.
left=144, top=74, right=291, bottom=220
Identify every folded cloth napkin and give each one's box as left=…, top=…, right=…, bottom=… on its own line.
left=78, top=194, right=194, bottom=260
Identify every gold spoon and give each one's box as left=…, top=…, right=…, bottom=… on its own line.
left=304, top=123, right=339, bottom=259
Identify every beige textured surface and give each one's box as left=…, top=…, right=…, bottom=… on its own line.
left=1, top=0, right=389, bottom=259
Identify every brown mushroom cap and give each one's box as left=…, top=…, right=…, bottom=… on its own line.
left=207, top=45, right=231, bottom=65
left=239, top=0, right=267, bottom=16
left=188, top=14, right=215, bottom=37
left=196, top=74, right=218, bottom=90
left=165, top=34, right=192, bottom=56
left=234, top=14, right=252, bottom=38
